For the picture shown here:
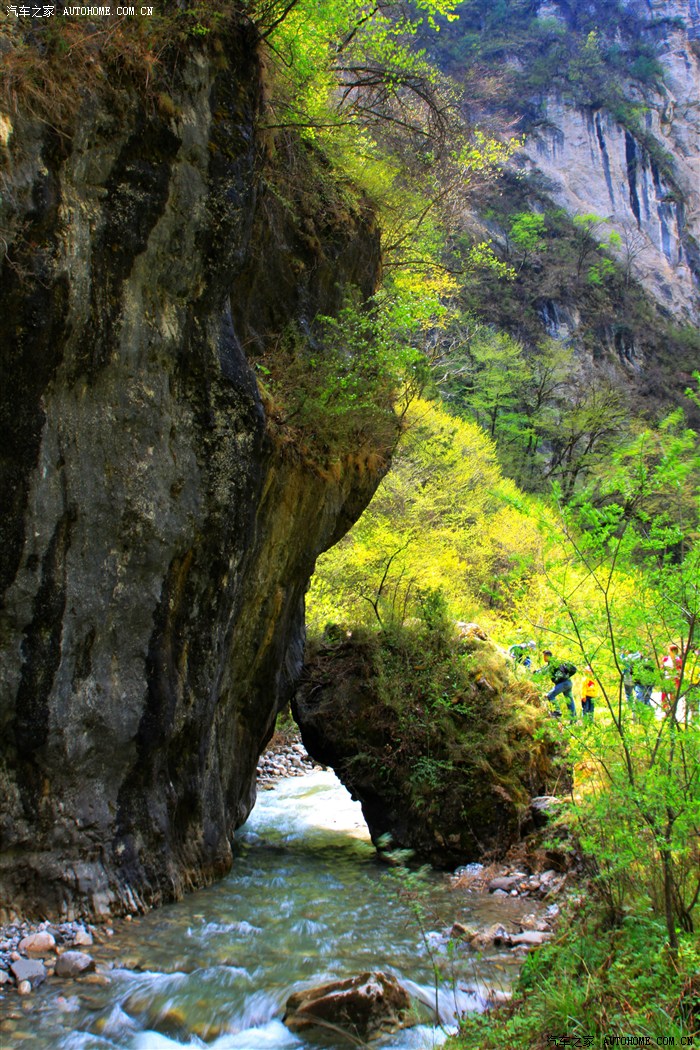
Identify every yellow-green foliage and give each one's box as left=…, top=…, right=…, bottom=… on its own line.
left=257, top=0, right=515, bottom=298
left=368, top=624, right=551, bottom=795
left=307, top=397, right=547, bottom=634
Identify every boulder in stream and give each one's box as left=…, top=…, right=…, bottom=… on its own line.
left=283, top=971, right=412, bottom=1039
left=54, top=951, right=95, bottom=978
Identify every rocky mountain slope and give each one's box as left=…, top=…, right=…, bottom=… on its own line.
left=518, top=0, right=699, bottom=321
left=434, top=0, right=699, bottom=393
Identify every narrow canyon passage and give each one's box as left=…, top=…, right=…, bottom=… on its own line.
left=0, top=770, right=543, bottom=1049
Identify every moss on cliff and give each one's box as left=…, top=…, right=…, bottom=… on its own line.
left=0, top=4, right=235, bottom=132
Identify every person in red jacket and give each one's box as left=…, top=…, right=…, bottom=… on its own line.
left=661, top=642, right=682, bottom=711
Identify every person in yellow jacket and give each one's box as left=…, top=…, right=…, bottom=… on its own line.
left=581, top=666, right=597, bottom=719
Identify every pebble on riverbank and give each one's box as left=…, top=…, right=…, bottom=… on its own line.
left=452, top=864, right=570, bottom=902
left=0, top=921, right=98, bottom=996
left=445, top=849, right=580, bottom=970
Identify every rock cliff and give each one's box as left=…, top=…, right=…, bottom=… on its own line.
left=0, top=20, right=384, bottom=920
left=440, top=0, right=699, bottom=357
left=520, top=1, right=700, bottom=321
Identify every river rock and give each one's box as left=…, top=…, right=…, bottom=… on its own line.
left=10, top=958, right=47, bottom=988
left=18, top=931, right=56, bottom=956
left=146, top=1003, right=188, bottom=1037
left=451, top=922, right=473, bottom=939
left=488, top=876, right=519, bottom=893
left=469, top=924, right=511, bottom=949
left=484, top=988, right=512, bottom=1007
left=0, top=969, right=11, bottom=985
left=81, top=973, right=111, bottom=986
left=54, top=951, right=96, bottom=978
left=284, top=972, right=412, bottom=1039
left=73, top=927, right=93, bottom=947
left=510, top=931, right=552, bottom=947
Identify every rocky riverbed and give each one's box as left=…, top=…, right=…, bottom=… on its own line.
left=0, top=734, right=320, bottom=999
left=256, top=735, right=320, bottom=786
left=0, top=919, right=107, bottom=997
left=0, top=737, right=575, bottom=1015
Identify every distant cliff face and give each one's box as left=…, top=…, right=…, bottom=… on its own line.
left=0, top=22, right=383, bottom=920
left=442, top=0, right=700, bottom=336
left=523, top=100, right=699, bottom=319
left=624, top=0, right=699, bottom=36
left=519, top=1, right=700, bottom=321
left=426, top=0, right=700, bottom=410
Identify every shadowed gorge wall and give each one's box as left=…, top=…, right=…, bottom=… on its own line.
left=0, top=20, right=384, bottom=920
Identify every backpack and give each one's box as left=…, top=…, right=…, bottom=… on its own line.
left=558, top=661, right=577, bottom=679
left=550, top=661, right=577, bottom=682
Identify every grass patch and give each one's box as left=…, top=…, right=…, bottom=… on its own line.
left=0, top=4, right=235, bottom=133
left=447, top=894, right=700, bottom=1049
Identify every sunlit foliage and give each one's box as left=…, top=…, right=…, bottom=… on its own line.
left=306, top=397, right=547, bottom=632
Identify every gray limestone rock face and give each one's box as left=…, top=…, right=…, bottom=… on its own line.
left=0, top=23, right=383, bottom=920
left=522, top=93, right=700, bottom=321
left=621, top=0, right=700, bottom=38
left=518, top=2, right=700, bottom=322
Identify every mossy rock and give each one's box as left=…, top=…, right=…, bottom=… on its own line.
left=293, top=626, right=560, bottom=867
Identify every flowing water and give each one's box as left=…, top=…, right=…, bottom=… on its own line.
left=0, top=770, right=542, bottom=1050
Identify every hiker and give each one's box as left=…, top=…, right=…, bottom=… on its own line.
left=632, top=653, right=655, bottom=706
left=537, top=650, right=577, bottom=718
left=580, top=666, right=597, bottom=719
left=508, top=640, right=536, bottom=667
left=620, top=648, right=641, bottom=704
left=661, top=642, right=682, bottom=711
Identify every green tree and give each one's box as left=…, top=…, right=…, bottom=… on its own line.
left=306, top=397, right=542, bottom=633
left=509, top=338, right=575, bottom=486
left=465, top=330, right=528, bottom=439
left=535, top=412, right=700, bottom=951
left=508, top=210, right=547, bottom=271
left=545, top=384, right=630, bottom=500
left=572, top=213, right=614, bottom=278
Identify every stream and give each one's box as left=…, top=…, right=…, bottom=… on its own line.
left=0, top=770, right=543, bottom=1049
